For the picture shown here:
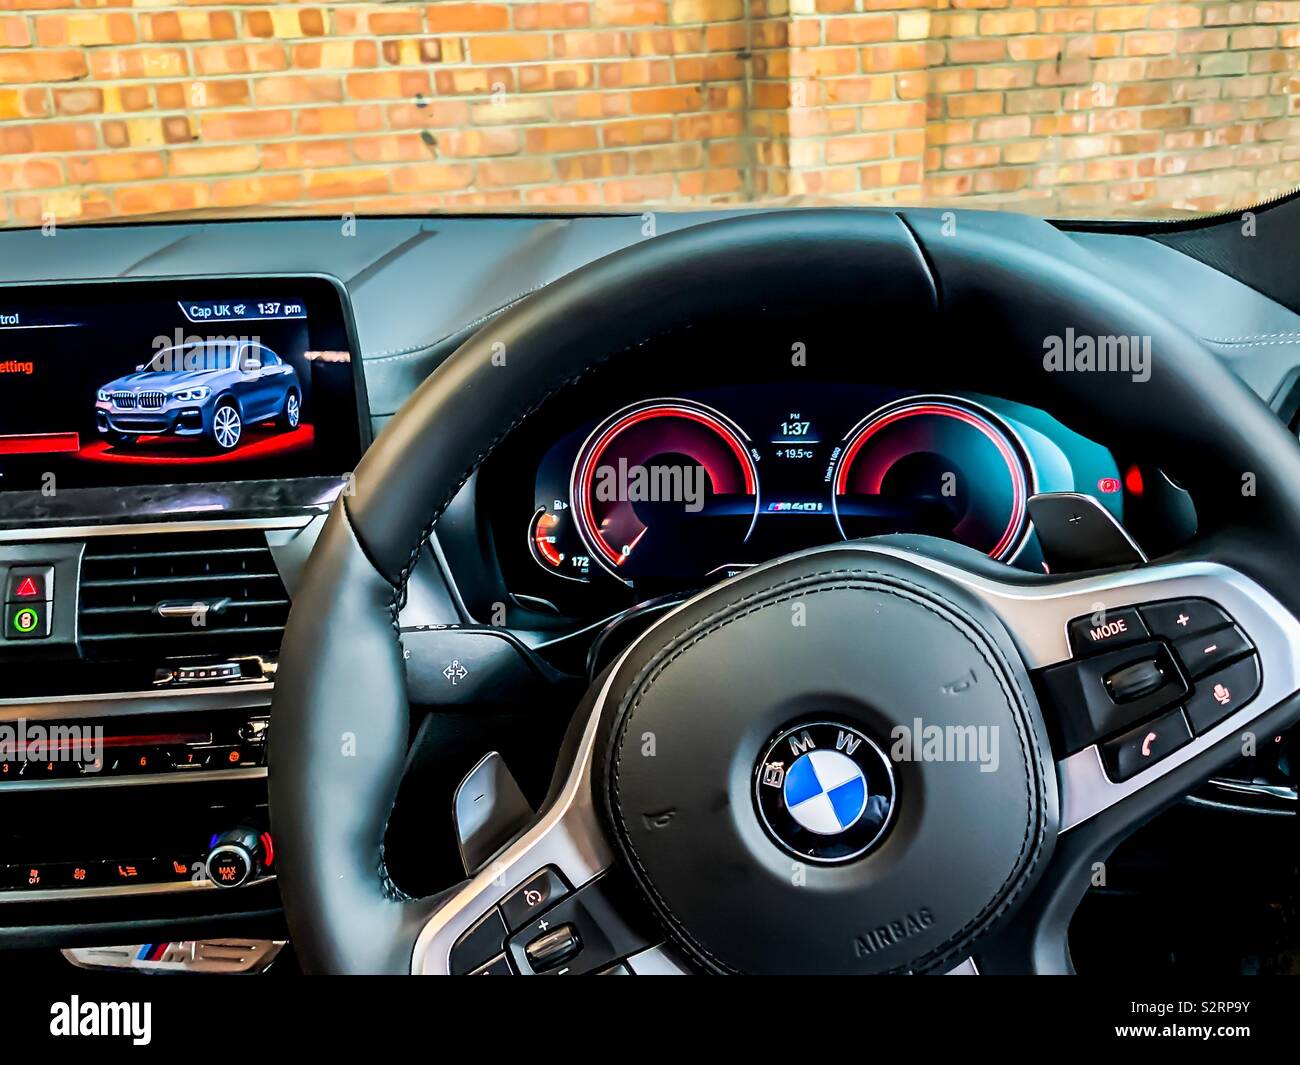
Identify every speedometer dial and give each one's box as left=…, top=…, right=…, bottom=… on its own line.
left=571, top=399, right=759, bottom=583
left=831, top=397, right=1031, bottom=560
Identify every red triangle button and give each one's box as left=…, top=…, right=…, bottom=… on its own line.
left=13, top=576, right=39, bottom=598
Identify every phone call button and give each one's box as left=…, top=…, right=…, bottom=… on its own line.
left=1101, top=708, right=1193, bottom=783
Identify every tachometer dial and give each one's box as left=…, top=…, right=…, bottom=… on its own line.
left=831, top=398, right=1031, bottom=560
left=527, top=507, right=590, bottom=582
left=571, top=399, right=760, bottom=583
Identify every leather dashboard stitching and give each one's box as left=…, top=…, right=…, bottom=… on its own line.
left=1205, top=332, right=1300, bottom=343
left=1205, top=337, right=1300, bottom=348
left=604, top=565, right=1051, bottom=975
left=364, top=287, right=544, bottom=362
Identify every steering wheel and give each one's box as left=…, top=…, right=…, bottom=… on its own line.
left=269, top=209, right=1300, bottom=974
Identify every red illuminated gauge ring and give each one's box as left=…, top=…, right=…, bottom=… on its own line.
left=831, top=399, right=1031, bottom=562
left=570, top=400, right=760, bottom=580
left=527, top=507, right=588, bottom=582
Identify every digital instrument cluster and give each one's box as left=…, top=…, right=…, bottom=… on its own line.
left=512, top=383, right=1127, bottom=602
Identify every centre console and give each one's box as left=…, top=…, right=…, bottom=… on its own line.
left=0, top=273, right=366, bottom=940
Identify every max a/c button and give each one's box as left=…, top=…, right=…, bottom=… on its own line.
left=1067, top=607, right=1147, bottom=656
left=1101, top=708, right=1192, bottom=783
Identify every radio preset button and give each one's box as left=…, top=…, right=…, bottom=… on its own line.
left=114, top=749, right=162, bottom=774
left=168, top=747, right=212, bottom=770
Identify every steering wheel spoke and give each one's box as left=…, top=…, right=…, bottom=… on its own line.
left=856, top=541, right=1300, bottom=974
left=412, top=671, right=686, bottom=975
left=863, top=544, right=1300, bottom=831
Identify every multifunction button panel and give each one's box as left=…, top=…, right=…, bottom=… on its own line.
left=1040, top=598, right=1262, bottom=782
left=448, top=867, right=654, bottom=976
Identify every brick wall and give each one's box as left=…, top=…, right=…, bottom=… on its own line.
left=2, top=0, right=1297, bottom=226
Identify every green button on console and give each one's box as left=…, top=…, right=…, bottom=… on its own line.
left=5, top=601, right=51, bottom=640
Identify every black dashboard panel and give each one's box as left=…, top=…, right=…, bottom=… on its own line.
left=0, top=210, right=1297, bottom=446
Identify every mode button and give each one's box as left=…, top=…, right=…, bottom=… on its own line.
left=1067, top=607, right=1147, bottom=656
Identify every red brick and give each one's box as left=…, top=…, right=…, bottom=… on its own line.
left=424, top=4, right=510, bottom=33
left=199, top=109, right=295, bottom=142
left=168, top=145, right=260, bottom=177
left=515, top=3, right=591, bottom=29
left=0, top=49, right=86, bottom=83
left=470, top=33, right=551, bottom=62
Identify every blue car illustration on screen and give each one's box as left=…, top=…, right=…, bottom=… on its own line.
left=95, top=340, right=301, bottom=452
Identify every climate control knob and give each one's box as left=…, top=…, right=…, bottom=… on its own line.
left=205, top=826, right=266, bottom=889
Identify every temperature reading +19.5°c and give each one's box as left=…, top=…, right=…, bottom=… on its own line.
left=772, top=412, right=819, bottom=461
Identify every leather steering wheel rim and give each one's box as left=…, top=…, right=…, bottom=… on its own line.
left=269, top=208, right=1300, bottom=973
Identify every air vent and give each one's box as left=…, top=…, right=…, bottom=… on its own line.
left=77, top=532, right=290, bottom=662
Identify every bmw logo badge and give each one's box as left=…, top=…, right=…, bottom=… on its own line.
left=754, top=721, right=895, bottom=863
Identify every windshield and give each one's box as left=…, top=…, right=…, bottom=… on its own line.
left=5, top=1, right=1293, bottom=227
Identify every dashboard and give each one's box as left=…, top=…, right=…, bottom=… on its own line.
left=0, top=207, right=1297, bottom=956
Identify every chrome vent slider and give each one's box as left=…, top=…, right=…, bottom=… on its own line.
left=155, top=596, right=233, bottom=621
left=76, top=531, right=290, bottom=663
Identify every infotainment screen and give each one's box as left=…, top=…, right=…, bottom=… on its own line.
left=0, top=276, right=365, bottom=496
